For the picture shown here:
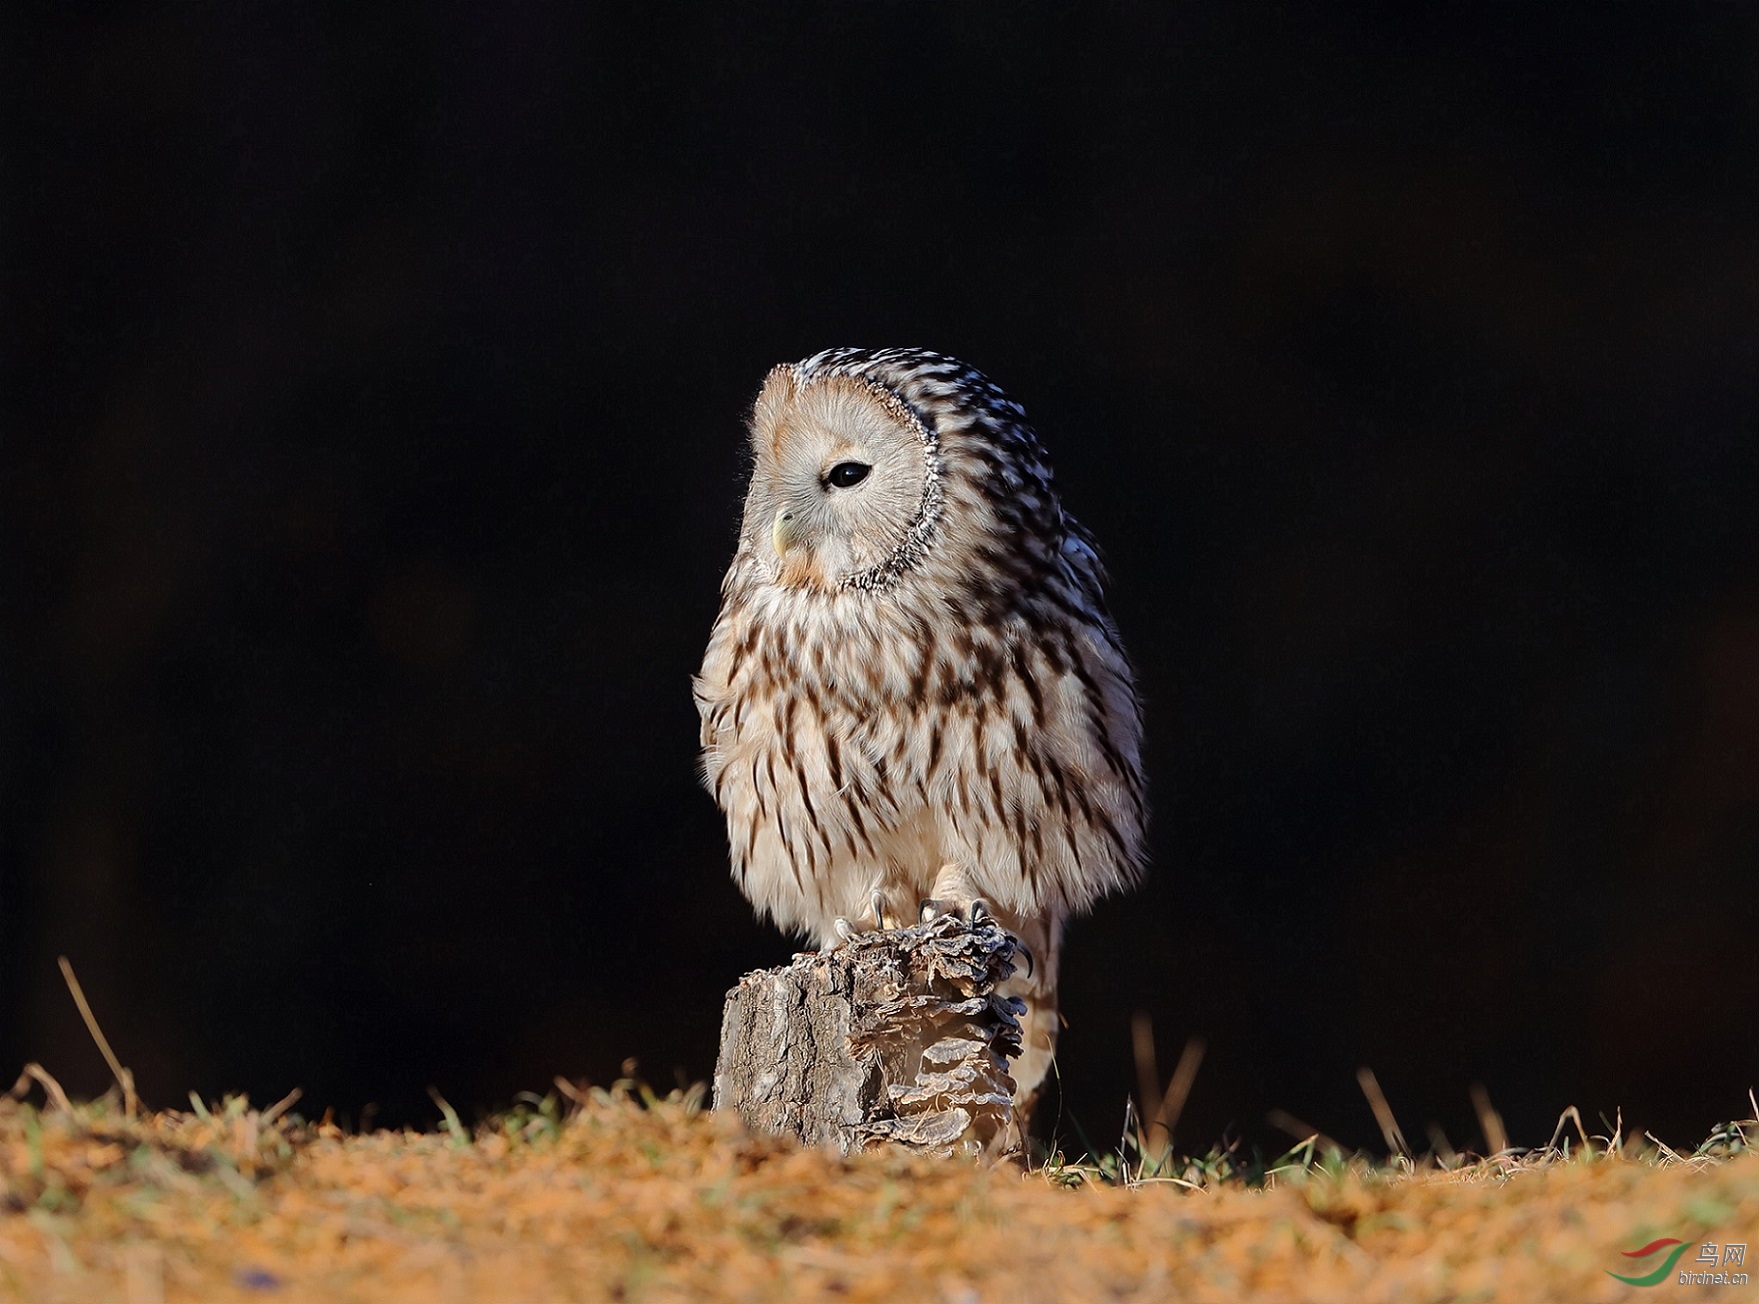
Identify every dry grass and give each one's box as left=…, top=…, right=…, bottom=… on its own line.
left=0, top=1065, right=1754, bottom=1304
left=3, top=965, right=1752, bottom=1301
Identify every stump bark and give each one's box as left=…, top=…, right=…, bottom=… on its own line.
left=712, top=913, right=1025, bottom=1156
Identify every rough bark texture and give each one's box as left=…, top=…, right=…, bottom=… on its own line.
left=713, top=913, right=1024, bottom=1156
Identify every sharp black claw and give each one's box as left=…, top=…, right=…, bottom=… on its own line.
left=870, top=889, right=889, bottom=931
left=919, top=898, right=938, bottom=923
left=969, top=898, right=994, bottom=926
left=1014, top=941, right=1036, bottom=979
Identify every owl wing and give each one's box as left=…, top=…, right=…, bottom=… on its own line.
left=693, top=600, right=738, bottom=758
left=1059, top=516, right=1109, bottom=603
left=692, top=673, right=720, bottom=752
left=1059, top=516, right=1133, bottom=669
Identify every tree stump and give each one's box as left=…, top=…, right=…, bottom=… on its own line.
left=712, top=912, right=1025, bottom=1156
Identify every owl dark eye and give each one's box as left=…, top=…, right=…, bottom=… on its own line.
left=825, top=461, right=871, bottom=489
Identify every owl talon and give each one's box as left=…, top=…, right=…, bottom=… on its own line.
left=833, top=916, right=855, bottom=942
left=871, top=890, right=891, bottom=931
left=968, top=898, right=994, bottom=926
left=919, top=898, right=939, bottom=923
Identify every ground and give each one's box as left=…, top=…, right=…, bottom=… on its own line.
left=0, top=1073, right=1754, bottom=1303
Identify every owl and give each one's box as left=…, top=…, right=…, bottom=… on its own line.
left=694, top=347, right=1146, bottom=1124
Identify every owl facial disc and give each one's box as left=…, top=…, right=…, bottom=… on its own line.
left=745, top=367, right=939, bottom=593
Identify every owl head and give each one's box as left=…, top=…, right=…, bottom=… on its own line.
left=739, top=348, right=1062, bottom=599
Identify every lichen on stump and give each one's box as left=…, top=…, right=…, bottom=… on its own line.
left=712, top=912, right=1025, bottom=1157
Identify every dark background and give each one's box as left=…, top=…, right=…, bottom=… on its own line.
left=5, top=3, right=1757, bottom=1156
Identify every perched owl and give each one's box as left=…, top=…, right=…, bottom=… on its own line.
left=694, top=347, right=1146, bottom=1123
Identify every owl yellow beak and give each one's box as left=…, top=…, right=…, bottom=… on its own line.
left=772, top=508, right=804, bottom=557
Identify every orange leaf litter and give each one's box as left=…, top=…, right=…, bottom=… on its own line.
left=0, top=1087, right=1754, bottom=1303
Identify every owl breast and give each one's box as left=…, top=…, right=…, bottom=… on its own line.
left=695, top=533, right=1145, bottom=942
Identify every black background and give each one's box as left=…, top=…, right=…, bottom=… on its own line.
left=5, top=4, right=1757, bottom=1155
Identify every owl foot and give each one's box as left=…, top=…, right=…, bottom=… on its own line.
left=918, top=896, right=993, bottom=924
left=917, top=897, right=1033, bottom=977
left=832, top=890, right=896, bottom=944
